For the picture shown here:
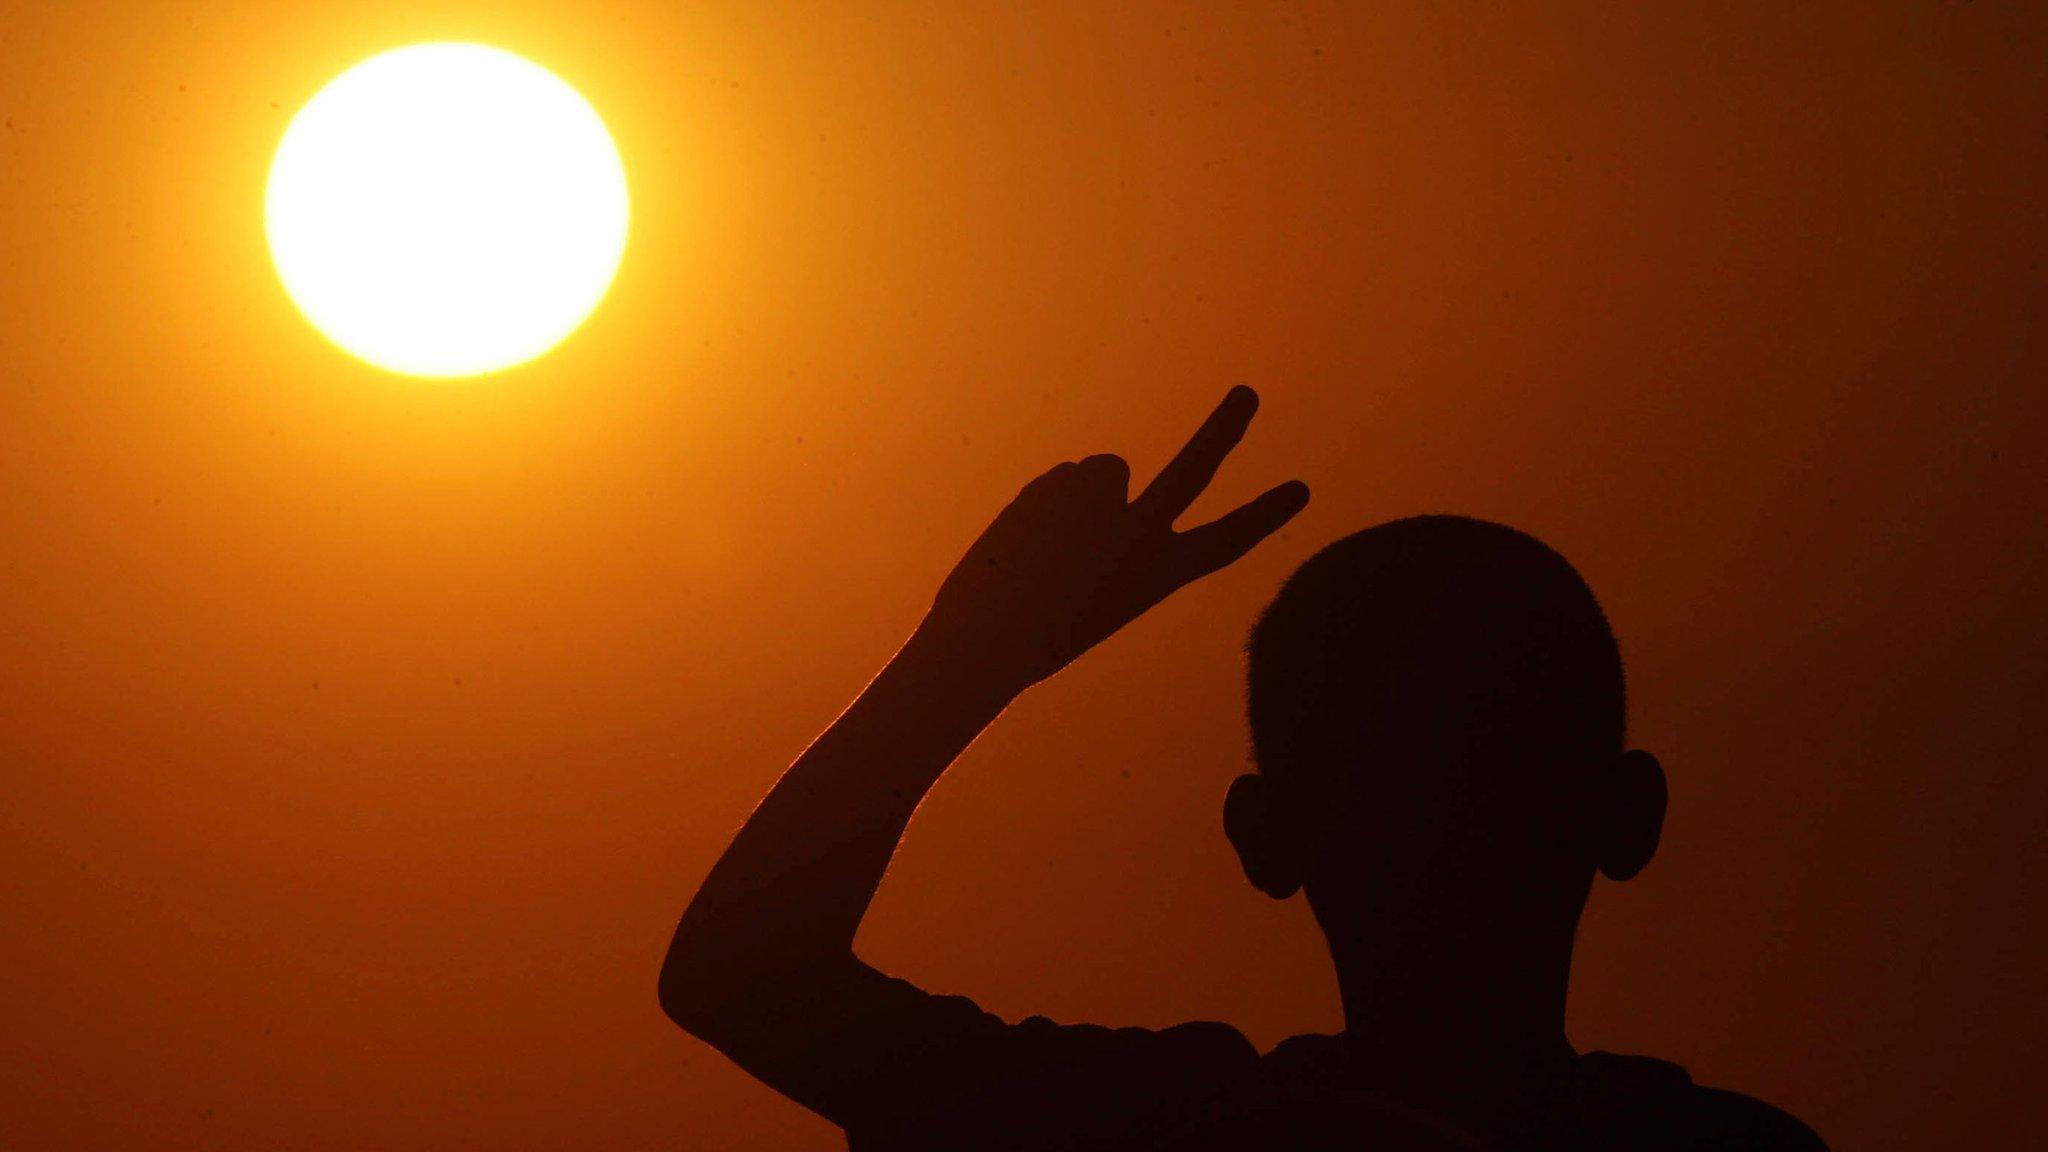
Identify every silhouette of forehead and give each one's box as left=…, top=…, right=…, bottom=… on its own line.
left=1246, top=516, right=1624, bottom=780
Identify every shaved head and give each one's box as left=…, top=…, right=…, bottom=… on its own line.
left=1247, top=516, right=1624, bottom=786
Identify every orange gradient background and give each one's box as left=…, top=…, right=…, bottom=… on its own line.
left=2, top=4, right=2043, bottom=1150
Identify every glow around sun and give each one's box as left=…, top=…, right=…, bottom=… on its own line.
left=266, top=43, right=629, bottom=378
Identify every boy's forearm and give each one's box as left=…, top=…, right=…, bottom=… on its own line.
left=658, top=388, right=1302, bottom=1049
left=659, top=620, right=1019, bottom=1026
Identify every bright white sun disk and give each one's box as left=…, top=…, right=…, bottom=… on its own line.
left=266, top=43, right=629, bottom=377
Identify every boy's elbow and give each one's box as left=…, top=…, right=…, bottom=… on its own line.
left=655, top=935, right=783, bottom=1041
left=657, top=942, right=730, bottom=1037
left=657, top=933, right=854, bottom=1044
left=655, top=965, right=692, bottom=1029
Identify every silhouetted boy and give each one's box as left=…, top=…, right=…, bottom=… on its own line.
left=659, top=388, right=1825, bottom=1150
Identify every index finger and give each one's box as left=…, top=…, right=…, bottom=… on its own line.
left=1131, top=385, right=1260, bottom=525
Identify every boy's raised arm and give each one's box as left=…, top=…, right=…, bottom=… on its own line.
left=657, top=386, right=1306, bottom=1113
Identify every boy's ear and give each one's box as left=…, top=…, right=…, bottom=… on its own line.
left=1593, top=749, right=1666, bottom=882
left=1225, top=774, right=1303, bottom=900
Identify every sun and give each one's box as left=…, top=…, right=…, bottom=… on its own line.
left=266, top=43, right=630, bottom=378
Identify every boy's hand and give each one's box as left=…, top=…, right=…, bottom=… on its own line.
left=921, top=386, right=1309, bottom=694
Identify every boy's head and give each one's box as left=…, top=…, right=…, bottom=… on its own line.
left=1225, top=517, right=1666, bottom=958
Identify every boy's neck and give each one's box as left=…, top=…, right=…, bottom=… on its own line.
left=1327, top=928, right=1578, bottom=1077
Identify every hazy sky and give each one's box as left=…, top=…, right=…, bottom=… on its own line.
left=3, top=3, right=2043, bottom=1149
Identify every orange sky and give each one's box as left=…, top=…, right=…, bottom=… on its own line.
left=2, top=3, right=2043, bottom=1149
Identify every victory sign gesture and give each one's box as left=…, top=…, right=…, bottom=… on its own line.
left=923, top=386, right=1311, bottom=693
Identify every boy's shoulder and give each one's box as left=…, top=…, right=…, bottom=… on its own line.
left=1251, top=1037, right=1825, bottom=1150
left=1674, top=1083, right=1826, bottom=1151
left=1575, top=1050, right=1828, bottom=1151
